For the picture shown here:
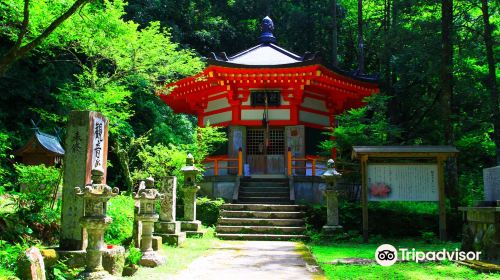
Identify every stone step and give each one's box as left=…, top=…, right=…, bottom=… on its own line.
left=240, top=178, right=289, bottom=183
left=221, top=210, right=304, bottom=219
left=239, top=192, right=289, bottom=198
left=216, top=225, right=306, bottom=234
left=221, top=204, right=305, bottom=212
left=218, top=217, right=304, bottom=226
left=240, top=182, right=288, bottom=188
left=238, top=197, right=290, bottom=204
left=215, top=233, right=308, bottom=241
left=239, top=187, right=289, bottom=193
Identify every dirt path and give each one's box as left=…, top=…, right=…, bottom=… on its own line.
left=167, top=241, right=325, bottom=280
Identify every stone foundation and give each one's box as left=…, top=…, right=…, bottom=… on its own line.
left=460, top=206, right=500, bottom=261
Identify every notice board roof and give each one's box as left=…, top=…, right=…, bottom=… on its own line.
left=352, top=146, right=459, bottom=159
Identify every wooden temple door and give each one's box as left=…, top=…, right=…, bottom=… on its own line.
left=246, top=128, right=285, bottom=174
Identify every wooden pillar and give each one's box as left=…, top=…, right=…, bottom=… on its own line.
left=238, top=148, right=243, bottom=176
left=214, top=159, right=219, bottom=176
left=437, top=156, right=447, bottom=241
left=287, top=147, right=292, bottom=176
left=361, top=155, right=369, bottom=243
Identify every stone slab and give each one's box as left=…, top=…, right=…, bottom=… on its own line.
left=102, top=246, right=125, bottom=276
left=139, top=251, right=166, bottom=268
left=322, top=225, right=343, bottom=235
left=17, top=247, right=46, bottom=280
left=156, top=232, right=186, bottom=246
left=155, top=221, right=180, bottom=234
left=152, top=236, right=162, bottom=251
left=56, top=249, right=86, bottom=268
left=328, top=258, right=375, bottom=265
left=180, top=220, right=201, bottom=232
left=484, top=166, right=500, bottom=202
left=185, top=230, right=206, bottom=238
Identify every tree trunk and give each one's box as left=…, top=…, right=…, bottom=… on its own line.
left=357, top=0, right=364, bottom=74
left=440, top=0, right=459, bottom=223
left=481, top=0, right=500, bottom=165
left=332, top=0, right=338, bottom=67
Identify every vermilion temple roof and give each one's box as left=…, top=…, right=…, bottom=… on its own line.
left=159, top=16, right=380, bottom=121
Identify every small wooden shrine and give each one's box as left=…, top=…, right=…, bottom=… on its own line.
left=13, top=130, right=65, bottom=166
left=161, top=16, right=379, bottom=176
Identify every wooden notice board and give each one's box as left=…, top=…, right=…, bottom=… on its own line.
left=352, top=146, right=459, bottom=242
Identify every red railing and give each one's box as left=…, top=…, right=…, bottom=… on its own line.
left=203, top=148, right=243, bottom=176
left=287, top=148, right=327, bottom=176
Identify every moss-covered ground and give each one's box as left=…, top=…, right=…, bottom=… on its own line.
left=308, top=239, right=500, bottom=280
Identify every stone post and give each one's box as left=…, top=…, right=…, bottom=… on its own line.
left=155, top=177, right=186, bottom=246
left=134, top=177, right=166, bottom=267
left=75, top=168, right=118, bottom=279
left=180, top=154, right=204, bottom=237
left=61, top=111, right=109, bottom=250
left=321, top=159, right=343, bottom=234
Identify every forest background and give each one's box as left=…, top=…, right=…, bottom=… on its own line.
left=0, top=0, right=498, bottom=207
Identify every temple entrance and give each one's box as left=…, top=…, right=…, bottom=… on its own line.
left=246, top=127, right=285, bottom=174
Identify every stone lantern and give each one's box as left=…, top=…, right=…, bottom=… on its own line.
left=133, top=177, right=166, bottom=267
left=180, top=154, right=203, bottom=237
left=321, top=159, right=343, bottom=233
left=75, top=168, right=119, bottom=279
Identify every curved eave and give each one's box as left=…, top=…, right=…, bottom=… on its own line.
left=208, top=59, right=379, bottom=84
left=159, top=64, right=380, bottom=116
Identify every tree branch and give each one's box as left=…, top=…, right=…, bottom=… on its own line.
left=0, top=0, right=90, bottom=75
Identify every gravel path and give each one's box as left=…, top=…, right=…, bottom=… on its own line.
left=167, top=241, right=325, bottom=280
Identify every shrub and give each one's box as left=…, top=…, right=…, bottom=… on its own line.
left=125, top=243, right=142, bottom=266
left=13, top=164, right=60, bottom=214
left=0, top=165, right=61, bottom=244
left=0, top=240, right=29, bottom=275
left=196, top=197, right=224, bottom=226
left=105, top=195, right=135, bottom=245
left=303, top=201, right=461, bottom=239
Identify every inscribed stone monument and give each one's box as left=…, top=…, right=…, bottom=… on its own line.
left=155, top=176, right=186, bottom=245
left=60, top=111, right=109, bottom=250
left=483, top=166, right=500, bottom=202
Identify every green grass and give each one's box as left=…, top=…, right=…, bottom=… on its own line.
left=308, top=239, right=500, bottom=280
left=129, top=226, right=218, bottom=278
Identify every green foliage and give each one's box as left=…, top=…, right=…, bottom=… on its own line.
left=48, top=260, right=81, bottom=280
left=188, top=125, right=228, bottom=165
left=320, top=95, right=401, bottom=159
left=13, top=164, right=60, bottom=213
left=0, top=131, right=10, bottom=188
left=196, top=197, right=224, bottom=226
left=0, top=164, right=61, bottom=244
left=105, top=195, right=135, bottom=245
left=304, top=201, right=461, bottom=238
left=126, top=242, right=142, bottom=266
left=421, top=231, right=436, bottom=244
left=0, top=239, right=29, bottom=274
left=132, top=143, right=187, bottom=184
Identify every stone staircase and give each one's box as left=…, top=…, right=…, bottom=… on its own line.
left=237, top=178, right=290, bottom=204
left=216, top=204, right=307, bottom=240
left=216, top=178, right=307, bottom=240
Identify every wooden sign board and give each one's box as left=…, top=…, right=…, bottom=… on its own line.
left=367, top=164, right=438, bottom=201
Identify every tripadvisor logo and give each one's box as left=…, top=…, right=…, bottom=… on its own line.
left=375, top=244, right=482, bottom=266
left=375, top=244, right=398, bottom=266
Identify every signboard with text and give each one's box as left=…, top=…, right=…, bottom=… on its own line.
left=367, top=164, right=438, bottom=201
